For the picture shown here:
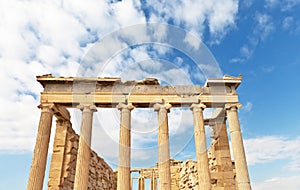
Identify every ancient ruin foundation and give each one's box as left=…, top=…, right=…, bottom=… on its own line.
left=27, top=74, right=251, bottom=190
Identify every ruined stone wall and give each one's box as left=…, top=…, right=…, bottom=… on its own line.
left=48, top=120, right=117, bottom=190
left=178, top=159, right=198, bottom=189
left=134, top=145, right=235, bottom=190
left=208, top=122, right=236, bottom=189
left=170, top=160, right=182, bottom=190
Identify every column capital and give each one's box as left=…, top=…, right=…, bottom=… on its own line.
left=77, top=104, right=97, bottom=112
left=225, top=103, right=242, bottom=111
left=117, top=102, right=135, bottom=111
left=190, top=103, right=206, bottom=111
left=38, top=103, right=55, bottom=114
left=153, top=102, right=172, bottom=112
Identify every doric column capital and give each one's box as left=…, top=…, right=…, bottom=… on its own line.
left=190, top=103, right=206, bottom=112
left=225, top=103, right=242, bottom=111
left=117, top=102, right=135, bottom=111
left=77, top=104, right=97, bottom=112
left=153, top=102, right=172, bottom=112
left=38, top=103, right=55, bottom=114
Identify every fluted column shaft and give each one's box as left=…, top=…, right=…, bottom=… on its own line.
left=74, top=104, right=97, bottom=190
left=27, top=104, right=54, bottom=190
left=138, top=177, right=145, bottom=190
left=117, top=103, right=134, bottom=190
left=226, top=103, right=251, bottom=190
left=154, top=103, right=172, bottom=190
left=151, top=170, right=157, bottom=190
left=190, top=103, right=211, bottom=190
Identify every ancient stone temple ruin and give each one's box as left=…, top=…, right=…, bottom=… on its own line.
left=27, top=74, right=251, bottom=190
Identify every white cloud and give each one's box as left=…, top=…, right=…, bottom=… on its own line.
left=112, top=0, right=146, bottom=27
left=254, top=13, right=275, bottom=41
left=230, top=13, right=274, bottom=63
left=229, top=57, right=245, bottom=64
left=281, top=16, right=300, bottom=35
left=240, top=45, right=253, bottom=60
left=265, top=0, right=300, bottom=11
left=261, top=66, right=275, bottom=73
left=265, top=0, right=279, bottom=8
left=62, top=0, right=117, bottom=36
left=244, top=136, right=300, bottom=169
left=0, top=94, right=40, bottom=154
left=253, top=176, right=300, bottom=190
left=243, top=102, right=253, bottom=112
left=243, top=0, right=254, bottom=8
left=282, top=16, right=294, bottom=30
left=206, top=0, right=238, bottom=43
left=283, top=0, right=300, bottom=10
left=146, top=0, right=239, bottom=43
left=183, top=31, right=201, bottom=50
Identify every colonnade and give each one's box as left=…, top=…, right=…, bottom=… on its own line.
left=27, top=101, right=250, bottom=190
left=132, top=176, right=157, bottom=190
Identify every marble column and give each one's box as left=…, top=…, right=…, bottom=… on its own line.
left=74, top=104, right=97, bottom=190
left=117, top=103, right=134, bottom=190
left=190, top=103, right=211, bottom=190
left=154, top=103, right=172, bottom=190
left=138, top=177, right=145, bottom=190
left=151, top=170, right=157, bottom=190
left=27, top=104, right=54, bottom=190
left=225, top=103, right=251, bottom=190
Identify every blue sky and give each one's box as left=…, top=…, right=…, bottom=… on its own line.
left=0, top=0, right=300, bottom=189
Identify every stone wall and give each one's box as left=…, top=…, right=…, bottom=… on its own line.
left=135, top=155, right=235, bottom=190
left=178, top=159, right=198, bottom=189
left=208, top=122, right=236, bottom=189
left=170, top=160, right=182, bottom=190
left=48, top=119, right=117, bottom=190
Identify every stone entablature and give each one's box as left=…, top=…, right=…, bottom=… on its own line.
left=36, top=74, right=241, bottom=108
